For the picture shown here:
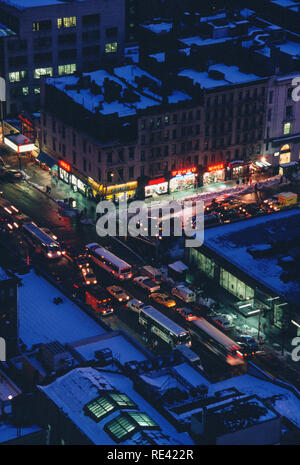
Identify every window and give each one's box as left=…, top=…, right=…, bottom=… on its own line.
left=129, top=166, right=134, bottom=178
left=9, top=71, right=26, bottom=82
left=33, top=20, right=51, bottom=32
left=189, top=249, right=215, bottom=279
left=286, top=105, right=293, bottom=118
left=22, top=86, right=29, bottom=95
left=34, top=87, right=40, bottom=94
left=128, top=147, right=135, bottom=161
left=105, top=42, right=118, bottom=53
left=283, top=122, right=291, bottom=135
left=58, top=64, right=76, bottom=75
left=106, top=27, right=118, bottom=38
left=269, top=91, right=273, bottom=104
left=109, top=393, right=136, bottom=408
left=57, top=17, right=76, bottom=29
left=128, top=412, right=158, bottom=428
left=105, top=412, right=158, bottom=443
left=34, top=67, right=52, bottom=79
left=220, top=268, right=254, bottom=300
left=82, top=14, right=100, bottom=27
left=85, top=397, right=115, bottom=422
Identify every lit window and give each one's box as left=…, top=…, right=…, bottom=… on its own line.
left=9, top=71, right=26, bottom=82
left=128, top=412, right=158, bottom=428
left=58, top=64, right=76, bottom=75
left=34, top=87, right=40, bottom=94
left=22, top=87, right=29, bottom=95
left=34, top=67, right=53, bottom=79
left=105, top=42, right=118, bottom=53
left=283, top=122, right=291, bottom=135
left=84, top=397, right=115, bottom=422
left=57, top=17, right=76, bottom=29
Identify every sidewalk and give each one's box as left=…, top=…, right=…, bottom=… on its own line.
left=1, top=145, right=291, bottom=220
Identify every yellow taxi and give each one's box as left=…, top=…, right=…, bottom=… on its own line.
left=150, top=292, right=176, bottom=308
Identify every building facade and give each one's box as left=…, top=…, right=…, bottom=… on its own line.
left=38, top=65, right=269, bottom=202
left=0, top=0, right=125, bottom=115
left=263, top=74, right=300, bottom=168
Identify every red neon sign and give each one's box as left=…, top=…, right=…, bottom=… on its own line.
left=59, top=160, right=71, bottom=172
left=171, top=167, right=197, bottom=177
left=208, top=163, right=224, bottom=172
left=18, top=114, right=33, bottom=127
left=148, top=177, right=166, bottom=186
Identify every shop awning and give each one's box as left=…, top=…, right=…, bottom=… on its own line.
left=37, top=151, right=57, bottom=168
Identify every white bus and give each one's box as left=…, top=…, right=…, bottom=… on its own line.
left=86, top=243, right=133, bottom=280
left=139, top=305, right=191, bottom=348
left=190, top=317, right=245, bottom=366
left=22, top=222, right=63, bottom=259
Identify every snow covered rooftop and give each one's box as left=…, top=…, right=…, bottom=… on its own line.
left=179, top=63, right=262, bottom=89
left=0, top=0, right=85, bottom=10
left=141, top=22, right=173, bottom=34
left=197, top=209, right=300, bottom=303
left=47, top=65, right=190, bottom=117
left=69, top=331, right=149, bottom=365
left=38, top=367, right=193, bottom=445
left=180, top=36, right=233, bottom=48
left=18, top=269, right=107, bottom=350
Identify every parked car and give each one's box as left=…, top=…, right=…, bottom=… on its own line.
left=107, top=285, right=130, bottom=302
left=176, top=307, right=197, bottom=321
left=211, top=315, right=234, bottom=331
left=133, top=276, right=160, bottom=293
left=81, top=267, right=97, bottom=285
left=126, top=298, right=145, bottom=313
left=150, top=292, right=176, bottom=308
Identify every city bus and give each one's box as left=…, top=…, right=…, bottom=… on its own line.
left=85, top=243, right=133, bottom=280
left=190, top=317, right=245, bottom=366
left=22, top=222, right=64, bottom=259
left=139, top=305, right=192, bottom=348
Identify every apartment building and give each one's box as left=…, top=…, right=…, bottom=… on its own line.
left=0, top=0, right=125, bottom=114
left=263, top=74, right=300, bottom=167
left=38, top=61, right=269, bottom=202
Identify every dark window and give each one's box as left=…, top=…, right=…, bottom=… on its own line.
left=82, top=14, right=100, bottom=27
left=106, top=27, right=118, bottom=38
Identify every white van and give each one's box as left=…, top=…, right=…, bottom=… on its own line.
left=141, top=265, right=163, bottom=281
left=171, top=285, right=196, bottom=303
left=126, top=299, right=145, bottom=313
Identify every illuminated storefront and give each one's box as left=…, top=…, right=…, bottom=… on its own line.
left=279, top=144, right=291, bottom=165
left=145, top=177, right=168, bottom=197
left=57, top=160, right=90, bottom=196
left=4, top=133, right=37, bottom=153
left=104, top=181, right=137, bottom=202
left=169, top=167, right=197, bottom=192
left=203, top=163, right=225, bottom=185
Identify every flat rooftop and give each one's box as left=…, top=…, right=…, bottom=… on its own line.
left=0, top=0, right=85, bottom=10
left=18, top=269, right=107, bottom=350
left=70, top=331, right=149, bottom=365
left=197, top=209, right=300, bottom=303
left=179, top=63, right=263, bottom=89
left=47, top=66, right=191, bottom=117
left=38, top=367, right=192, bottom=445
